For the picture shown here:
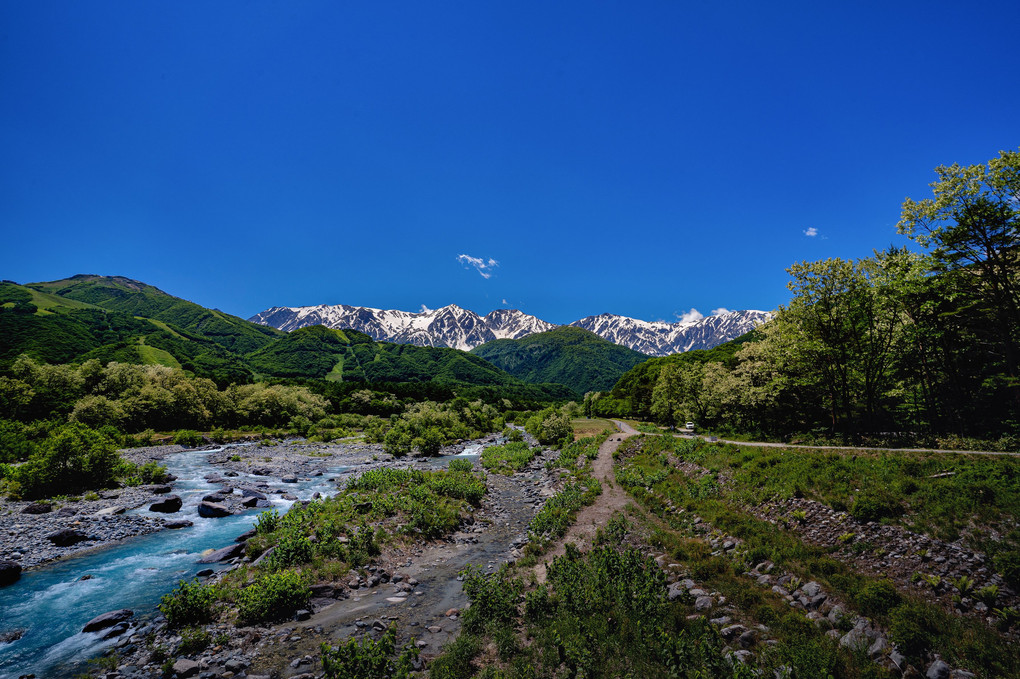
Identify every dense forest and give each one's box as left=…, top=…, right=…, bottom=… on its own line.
left=592, top=150, right=1020, bottom=447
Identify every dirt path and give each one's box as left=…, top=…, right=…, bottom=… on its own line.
left=533, top=420, right=639, bottom=583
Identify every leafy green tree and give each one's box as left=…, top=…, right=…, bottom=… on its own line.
left=898, top=149, right=1020, bottom=420
left=650, top=363, right=682, bottom=428
left=16, top=422, right=119, bottom=498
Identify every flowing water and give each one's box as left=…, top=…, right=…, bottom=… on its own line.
left=0, top=446, right=346, bottom=679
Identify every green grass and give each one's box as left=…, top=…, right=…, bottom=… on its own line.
left=480, top=441, right=537, bottom=475
left=614, top=434, right=1020, bottom=677
left=136, top=341, right=183, bottom=368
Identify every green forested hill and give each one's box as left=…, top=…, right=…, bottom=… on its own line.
left=247, top=323, right=533, bottom=386
left=1, top=277, right=564, bottom=396
left=470, top=326, right=649, bottom=394
left=26, top=275, right=283, bottom=354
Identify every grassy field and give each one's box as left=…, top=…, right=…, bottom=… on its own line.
left=569, top=418, right=616, bottom=438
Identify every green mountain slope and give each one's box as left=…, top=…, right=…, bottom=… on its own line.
left=1, top=281, right=257, bottom=383
left=248, top=323, right=528, bottom=387
left=470, top=326, right=650, bottom=394
left=2, top=277, right=568, bottom=398
left=27, top=275, right=284, bottom=354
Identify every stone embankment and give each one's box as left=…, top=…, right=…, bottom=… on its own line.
left=754, top=496, right=1019, bottom=622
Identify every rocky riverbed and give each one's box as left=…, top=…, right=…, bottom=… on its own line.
left=89, top=437, right=563, bottom=679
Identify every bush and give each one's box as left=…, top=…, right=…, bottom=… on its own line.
left=320, top=624, right=419, bottom=679
left=427, top=634, right=481, bottom=679
left=460, top=565, right=523, bottom=634
left=856, top=579, right=901, bottom=617
left=172, top=429, right=204, bottom=447
left=15, top=422, right=120, bottom=498
left=159, top=579, right=216, bottom=628
left=888, top=601, right=939, bottom=658
left=448, top=458, right=473, bottom=473
left=237, top=569, right=310, bottom=624
left=178, top=625, right=211, bottom=654
left=850, top=491, right=901, bottom=523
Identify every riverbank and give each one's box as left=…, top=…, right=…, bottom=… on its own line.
left=94, top=435, right=561, bottom=678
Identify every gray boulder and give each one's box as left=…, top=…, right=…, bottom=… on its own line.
left=46, top=529, right=90, bottom=546
left=926, top=660, right=951, bottom=679
left=82, top=609, right=133, bottom=633
left=21, top=502, right=52, bottom=515
left=173, top=658, right=200, bottom=678
left=149, top=495, right=182, bottom=513
left=164, top=519, right=193, bottom=529
left=0, top=560, right=22, bottom=586
left=197, top=543, right=245, bottom=563
left=198, top=501, right=231, bottom=518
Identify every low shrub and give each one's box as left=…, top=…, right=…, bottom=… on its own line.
left=856, top=579, right=901, bottom=617
left=159, top=579, right=216, bottom=628
left=178, top=625, right=211, bottom=654
left=850, top=490, right=901, bottom=523
left=448, top=458, right=473, bottom=473
left=236, top=569, right=310, bottom=624
left=172, top=429, right=205, bottom=447
left=320, top=624, right=419, bottom=679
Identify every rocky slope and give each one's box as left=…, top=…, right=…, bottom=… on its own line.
left=250, top=304, right=770, bottom=356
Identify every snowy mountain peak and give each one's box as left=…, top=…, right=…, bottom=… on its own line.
left=249, top=304, right=770, bottom=356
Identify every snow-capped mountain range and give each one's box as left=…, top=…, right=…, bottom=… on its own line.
left=249, top=303, right=771, bottom=357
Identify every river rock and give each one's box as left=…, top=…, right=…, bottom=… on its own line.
left=282, top=475, right=298, bottom=483
left=149, top=484, right=172, bottom=494
left=55, top=507, right=77, bottom=517
left=198, top=543, right=245, bottom=563
left=173, top=658, right=200, bottom=678
left=255, top=498, right=272, bottom=508
left=82, top=608, right=133, bottom=633
left=0, top=560, right=22, bottom=586
left=149, top=495, right=182, bottom=513
left=198, top=501, right=231, bottom=518
left=100, top=621, right=130, bottom=639
left=22, top=502, right=52, bottom=514
left=0, top=628, right=25, bottom=643
left=202, top=493, right=227, bottom=503
left=164, top=519, right=193, bottom=529
left=47, top=529, right=91, bottom=546
left=239, top=487, right=267, bottom=500
left=235, top=528, right=257, bottom=542
left=95, top=506, right=126, bottom=516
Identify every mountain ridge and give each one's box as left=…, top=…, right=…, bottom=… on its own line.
left=250, top=303, right=771, bottom=357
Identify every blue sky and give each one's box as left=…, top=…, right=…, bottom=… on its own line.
left=2, top=2, right=1018, bottom=325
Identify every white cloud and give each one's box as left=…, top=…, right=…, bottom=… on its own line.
left=456, top=254, right=499, bottom=279
left=676, top=308, right=704, bottom=324
left=711, top=307, right=732, bottom=316
left=502, top=298, right=509, bottom=305
left=804, top=227, right=818, bottom=237
left=419, top=304, right=432, bottom=313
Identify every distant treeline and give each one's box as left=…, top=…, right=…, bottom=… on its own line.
left=592, top=150, right=1020, bottom=446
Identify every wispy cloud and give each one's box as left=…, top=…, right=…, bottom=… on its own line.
left=419, top=304, right=432, bottom=313
left=502, top=298, right=509, bottom=306
left=804, top=227, right=818, bottom=237
left=711, top=307, right=732, bottom=316
left=676, top=308, right=704, bottom=324
left=456, top=254, right=499, bottom=279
